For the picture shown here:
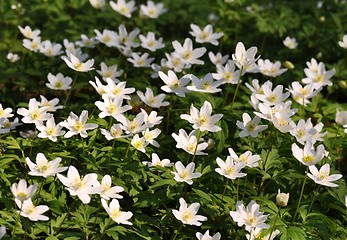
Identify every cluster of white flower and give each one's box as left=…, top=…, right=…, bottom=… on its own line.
left=0, top=103, right=20, bottom=134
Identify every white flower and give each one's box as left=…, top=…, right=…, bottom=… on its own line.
left=139, top=32, right=165, bottom=52
left=11, top=179, right=38, bottom=202
left=57, top=165, right=101, bottom=204
left=228, top=148, right=261, bottom=168
left=94, top=29, right=118, bottom=47
left=215, top=156, right=246, bottom=179
left=255, top=84, right=290, bottom=106
left=283, top=36, right=298, bottom=49
left=302, top=59, right=335, bottom=90
left=39, top=40, right=63, bottom=57
left=164, top=52, right=187, bottom=72
left=289, top=118, right=316, bottom=145
left=189, top=24, right=223, bottom=46
left=140, top=0, right=167, bottom=18
left=101, top=199, right=133, bottom=225
left=172, top=38, right=207, bottom=65
left=104, top=79, right=135, bottom=100
left=236, top=113, right=268, bottom=138
left=288, top=82, right=320, bottom=106
left=38, top=95, right=63, bottom=112
left=109, top=0, right=136, bottom=18
left=172, top=129, right=208, bottom=155
left=276, top=189, right=289, bottom=207
left=16, top=198, right=49, bottom=221
left=291, top=142, right=325, bottom=166
left=230, top=200, right=269, bottom=232
left=180, top=100, right=223, bottom=132
left=257, top=59, right=287, bottom=77
left=60, top=110, right=98, bottom=138
left=114, top=24, right=140, bottom=50
left=141, top=109, right=163, bottom=127
left=46, top=73, right=72, bottom=90
left=94, top=95, right=132, bottom=120
left=335, top=108, right=347, bottom=126
left=142, top=128, right=161, bottom=147
left=212, top=59, right=242, bottom=84
left=172, top=161, right=201, bottom=185
left=75, top=34, right=98, bottom=48
left=26, top=153, right=67, bottom=178
left=137, top=87, right=169, bottom=108
left=246, top=228, right=280, bottom=240
left=0, top=104, right=13, bottom=119
left=89, top=0, right=106, bottom=9
left=118, top=111, right=149, bottom=134
left=196, top=230, right=221, bottom=240
left=308, top=163, right=342, bottom=187
left=36, top=117, right=65, bottom=142
left=63, top=53, right=94, bottom=72
left=23, top=37, right=41, bottom=52
left=100, top=124, right=131, bottom=140
left=17, top=98, right=52, bottom=125
left=7, top=52, right=20, bottom=62
left=97, top=62, right=123, bottom=82
left=159, top=70, right=190, bottom=97
left=0, top=226, right=5, bottom=239
left=127, top=52, right=154, bottom=67
left=172, top=198, right=207, bottom=226
left=208, top=52, right=229, bottom=66
left=187, top=73, right=224, bottom=93
left=18, top=25, right=40, bottom=39
left=142, top=153, right=173, bottom=169
left=232, top=42, right=259, bottom=72
left=131, top=134, right=148, bottom=153
left=100, top=175, right=124, bottom=200
left=89, top=77, right=107, bottom=95
left=338, top=35, right=347, bottom=49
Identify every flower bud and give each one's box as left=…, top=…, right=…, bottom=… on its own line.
left=338, top=80, right=347, bottom=89
left=276, top=189, right=289, bottom=207
left=283, top=61, right=294, bottom=69
left=336, top=109, right=347, bottom=126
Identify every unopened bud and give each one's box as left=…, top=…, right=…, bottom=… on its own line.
left=338, top=80, right=347, bottom=89
left=283, top=61, right=294, bottom=70
left=276, top=189, right=289, bottom=207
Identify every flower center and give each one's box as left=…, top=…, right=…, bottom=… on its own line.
left=246, top=122, right=255, bottom=132
left=73, top=122, right=84, bottom=132
left=197, top=115, right=208, bottom=126
left=30, top=110, right=40, bottom=120
left=182, top=211, right=193, bottom=222
left=268, top=94, right=278, bottom=103
left=71, top=177, right=84, bottom=191
left=54, top=81, right=63, bottom=88
left=179, top=170, right=189, bottom=180
left=303, top=154, right=314, bottom=163
left=225, top=166, right=234, bottom=175
left=111, top=208, right=121, bottom=219
left=107, top=104, right=117, bottom=114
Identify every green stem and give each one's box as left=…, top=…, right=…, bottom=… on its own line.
left=307, top=185, right=321, bottom=214
left=171, top=224, right=183, bottom=240
left=64, top=73, right=79, bottom=108
left=292, top=167, right=308, bottom=223
left=221, top=179, right=230, bottom=201
left=269, top=207, right=279, bottom=239
left=54, top=199, right=77, bottom=235
left=125, top=140, right=131, bottom=157
left=12, top=203, right=24, bottom=240
left=229, top=66, right=243, bottom=109
left=166, top=94, right=177, bottom=134
left=108, top=139, right=116, bottom=172
left=191, top=129, right=201, bottom=163
left=236, top=178, right=240, bottom=202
